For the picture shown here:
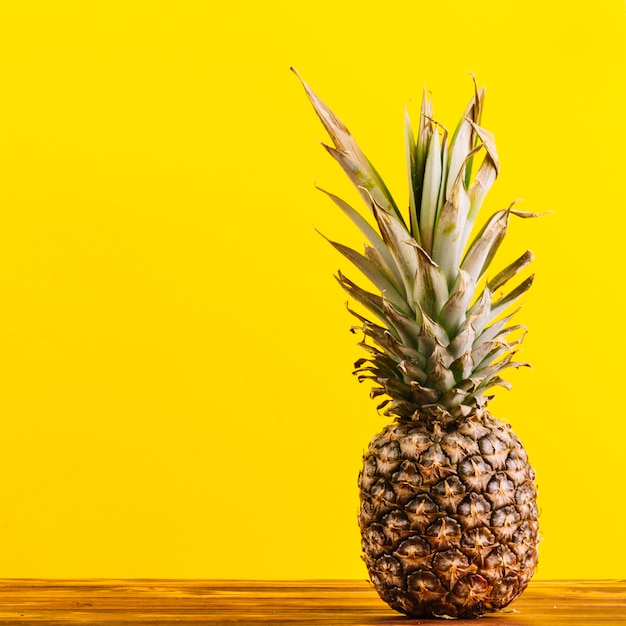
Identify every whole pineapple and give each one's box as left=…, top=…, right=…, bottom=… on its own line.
left=294, top=68, right=539, bottom=619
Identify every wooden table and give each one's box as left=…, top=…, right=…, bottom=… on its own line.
left=0, top=580, right=623, bottom=624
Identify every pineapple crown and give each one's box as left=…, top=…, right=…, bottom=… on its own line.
left=294, top=68, right=537, bottom=424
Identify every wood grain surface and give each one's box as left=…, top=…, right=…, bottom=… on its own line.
left=0, top=579, right=623, bottom=625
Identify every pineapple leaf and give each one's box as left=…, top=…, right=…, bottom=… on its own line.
left=354, top=343, right=395, bottom=368
left=409, top=381, right=440, bottom=404
left=464, top=122, right=500, bottom=244
left=367, top=194, right=420, bottom=309
left=382, top=297, right=421, bottom=349
left=416, top=87, right=433, bottom=195
left=405, top=105, right=420, bottom=240
left=317, top=186, right=406, bottom=294
left=464, top=77, right=485, bottom=186
left=439, top=269, right=475, bottom=338
left=450, top=351, right=474, bottom=381
left=446, top=114, right=474, bottom=199
left=427, top=358, right=457, bottom=393
left=291, top=67, right=360, bottom=155
left=473, top=376, right=513, bottom=397
left=366, top=157, right=407, bottom=229
left=419, top=125, right=444, bottom=256
left=467, top=288, right=493, bottom=337
left=462, top=205, right=539, bottom=284
left=318, top=231, right=410, bottom=314
left=383, top=332, right=426, bottom=370
left=473, top=352, right=529, bottom=385
left=349, top=306, right=426, bottom=367
left=448, top=318, right=477, bottom=359
left=416, top=304, right=450, bottom=357
left=322, top=144, right=400, bottom=220
left=406, top=240, right=449, bottom=319
left=447, top=78, right=484, bottom=192
left=471, top=323, right=527, bottom=367
left=472, top=327, right=527, bottom=371
left=440, top=385, right=473, bottom=410
left=474, top=309, right=521, bottom=348
left=379, top=376, right=413, bottom=398
left=473, top=343, right=514, bottom=372
left=355, top=363, right=398, bottom=383
left=488, top=275, right=535, bottom=322
left=430, top=340, right=454, bottom=368
left=432, top=164, right=473, bottom=287
left=291, top=68, right=405, bottom=226
left=461, top=207, right=512, bottom=284
left=335, top=271, right=390, bottom=330
left=487, top=250, right=534, bottom=292
left=398, top=359, right=428, bottom=385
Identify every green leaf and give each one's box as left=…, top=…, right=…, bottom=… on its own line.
left=464, top=79, right=486, bottom=186
left=462, top=205, right=539, bottom=284
left=382, top=298, right=421, bottom=349
left=450, top=351, right=474, bottom=381
left=429, top=340, right=454, bottom=369
left=292, top=68, right=357, bottom=152
left=405, top=106, right=420, bottom=240
left=407, top=240, right=449, bottom=320
left=432, top=167, right=472, bottom=287
left=439, top=269, right=475, bottom=338
left=317, top=187, right=406, bottom=293
left=398, top=359, right=428, bottom=385
left=472, top=328, right=526, bottom=371
left=319, top=231, right=410, bottom=314
left=487, top=250, right=534, bottom=292
left=473, top=309, right=520, bottom=349
left=349, top=306, right=425, bottom=368
left=292, top=69, right=404, bottom=226
left=461, top=208, right=511, bottom=284
left=323, top=144, right=400, bottom=219
left=379, top=376, right=413, bottom=398
left=354, top=351, right=398, bottom=379
left=409, top=381, right=440, bottom=404
left=335, top=271, right=390, bottom=330
left=473, top=352, right=529, bottom=383
left=416, top=87, right=433, bottom=195
left=446, top=119, right=473, bottom=199
left=473, top=376, right=514, bottom=398
left=488, top=275, right=535, bottom=322
left=467, top=288, right=492, bottom=336
left=446, top=82, right=484, bottom=196
left=366, top=156, right=407, bottom=229
left=420, top=127, right=443, bottom=255
left=416, top=304, right=450, bottom=358
left=440, top=383, right=474, bottom=410
left=354, top=365, right=391, bottom=384
left=464, top=122, right=500, bottom=244
left=368, top=196, right=420, bottom=310
left=427, top=358, right=457, bottom=393
left=448, top=318, right=477, bottom=359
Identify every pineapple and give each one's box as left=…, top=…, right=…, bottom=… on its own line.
left=294, top=68, right=539, bottom=619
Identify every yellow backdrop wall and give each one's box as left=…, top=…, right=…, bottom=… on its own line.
left=0, top=0, right=624, bottom=579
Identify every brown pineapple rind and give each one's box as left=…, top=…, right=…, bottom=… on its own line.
left=358, top=409, right=538, bottom=619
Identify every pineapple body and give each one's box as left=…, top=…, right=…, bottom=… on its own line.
left=359, top=409, right=538, bottom=618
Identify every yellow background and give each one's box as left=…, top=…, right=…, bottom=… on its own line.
left=0, top=0, right=624, bottom=579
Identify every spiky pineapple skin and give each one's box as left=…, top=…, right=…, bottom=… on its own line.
left=358, top=409, right=538, bottom=619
